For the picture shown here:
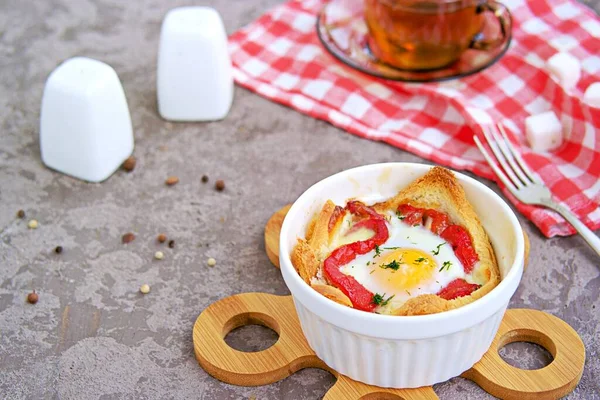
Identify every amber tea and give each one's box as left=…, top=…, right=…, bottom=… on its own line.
left=365, top=0, right=487, bottom=70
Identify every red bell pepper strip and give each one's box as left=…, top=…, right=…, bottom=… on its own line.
left=423, top=209, right=449, bottom=235
left=437, top=278, right=481, bottom=300
left=324, top=248, right=378, bottom=312
left=440, top=225, right=478, bottom=273
left=347, top=200, right=386, bottom=220
left=323, top=203, right=389, bottom=311
left=397, top=204, right=424, bottom=225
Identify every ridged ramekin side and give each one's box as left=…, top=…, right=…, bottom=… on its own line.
left=293, top=299, right=508, bottom=388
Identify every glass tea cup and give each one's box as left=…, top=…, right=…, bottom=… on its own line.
left=364, top=0, right=512, bottom=71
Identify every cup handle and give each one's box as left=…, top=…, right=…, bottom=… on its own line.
left=469, top=1, right=512, bottom=51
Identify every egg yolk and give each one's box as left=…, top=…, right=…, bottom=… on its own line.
left=372, top=249, right=436, bottom=292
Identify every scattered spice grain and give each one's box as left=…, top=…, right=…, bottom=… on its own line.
left=207, top=258, right=216, bottom=267
left=168, top=240, right=175, bottom=248
left=17, top=209, right=25, bottom=219
left=28, top=219, right=39, bottom=229
left=215, top=180, right=225, bottom=191
left=201, top=175, right=209, bottom=183
left=54, top=246, right=63, bottom=254
left=157, top=233, right=167, bottom=243
left=140, top=284, right=150, bottom=294
left=154, top=251, right=164, bottom=260
left=165, top=176, right=179, bottom=186
left=122, top=156, right=136, bottom=172
left=27, top=290, right=38, bottom=304
left=122, top=233, right=136, bottom=244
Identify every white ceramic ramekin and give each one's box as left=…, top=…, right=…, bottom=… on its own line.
left=279, top=163, right=524, bottom=388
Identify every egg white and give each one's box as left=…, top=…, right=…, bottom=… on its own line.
left=339, top=211, right=471, bottom=311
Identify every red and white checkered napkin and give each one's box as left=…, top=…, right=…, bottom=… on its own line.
left=228, top=0, right=600, bottom=237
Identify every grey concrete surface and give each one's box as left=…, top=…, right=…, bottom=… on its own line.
left=0, top=0, right=599, bottom=399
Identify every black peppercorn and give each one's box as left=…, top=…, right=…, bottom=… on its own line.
left=27, top=291, right=38, bottom=304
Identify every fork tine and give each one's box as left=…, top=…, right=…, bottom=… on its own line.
left=497, top=124, right=542, bottom=184
left=473, top=135, right=519, bottom=192
left=481, top=126, right=524, bottom=189
left=491, top=125, right=529, bottom=186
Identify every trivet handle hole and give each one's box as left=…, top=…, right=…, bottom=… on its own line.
left=223, top=312, right=279, bottom=352
left=497, top=329, right=554, bottom=370
left=223, top=312, right=280, bottom=352
left=194, top=294, right=320, bottom=386
left=463, top=309, right=585, bottom=400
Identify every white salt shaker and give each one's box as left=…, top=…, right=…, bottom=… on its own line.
left=40, top=57, right=134, bottom=182
left=157, top=7, right=233, bottom=121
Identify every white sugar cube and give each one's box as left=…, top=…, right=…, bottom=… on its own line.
left=546, top=53, right=581, bottom=91
left=583, top=82, right=600, bottom=108
left=525, top=111, right=564, bottom=152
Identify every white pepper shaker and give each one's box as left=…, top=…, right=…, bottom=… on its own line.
left=157, top=7, right=234, bottom=121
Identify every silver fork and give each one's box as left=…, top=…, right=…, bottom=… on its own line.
left=474, top=124, right=600, bottom=258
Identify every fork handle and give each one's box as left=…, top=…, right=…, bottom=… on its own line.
left=544, top=200, right=600, bottom=258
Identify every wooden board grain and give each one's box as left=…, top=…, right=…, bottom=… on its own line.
left=264, top=204, right=291, bottom=268
left=265, top=204, right=531, bottom=271
left=193, top=293, right=584, bottom=400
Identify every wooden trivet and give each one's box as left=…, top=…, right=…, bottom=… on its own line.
left=193, top=294, right=584, bottom=399
left=192, top=206, right=580, bottom=399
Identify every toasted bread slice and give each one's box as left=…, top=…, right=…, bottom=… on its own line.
left=373, top=166, right=499, bottom=315
left=291, top=239, right=320, bottom=284
left=291, top=200, right=340, bottom=284
left=311, top=283, right=353, bottom=307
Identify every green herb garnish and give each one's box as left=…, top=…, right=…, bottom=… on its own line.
left=373, top=245, right=382, bottom=258
left=396, top=210, right=405, bottom=220
left=414, top=257, right=426, bottom=263
left=381, top=259, right=401, bottom=271
left=432, top=242, right=446, bottom=255
left=372, top=293, right=395, bottom=306
left=439, top=261, right=452, bottom=272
